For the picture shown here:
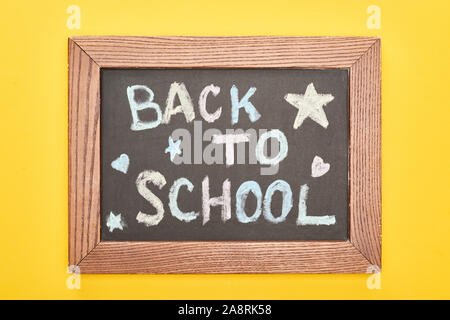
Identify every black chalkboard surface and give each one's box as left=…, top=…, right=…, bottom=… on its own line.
left=100, top=68, right=348, bottom=241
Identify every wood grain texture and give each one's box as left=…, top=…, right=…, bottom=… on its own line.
left=349, top=39, right=382, bottom=267
left=78, top=241, right=372, bottom=274
left=68, top=36, right=381, bottom=273
left=68, top=39, right=101, bottom=266
left=72, top=36, right=377, bottom=68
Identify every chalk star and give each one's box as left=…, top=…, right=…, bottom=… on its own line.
left=284, top=83, right=335, bottom=130
left=165, top=136, right=182, bottom=162
left=106, top=212, right=124, bottom=232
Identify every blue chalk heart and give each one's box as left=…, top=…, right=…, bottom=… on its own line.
left=111, top=153, right=129, bottom=174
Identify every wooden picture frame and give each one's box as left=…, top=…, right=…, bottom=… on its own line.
left=68, top=36, right=381, bottom=274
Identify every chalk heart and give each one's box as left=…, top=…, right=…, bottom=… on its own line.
left=111, top=153, right=129, bottom=174
left=311, top=156, right=330, bottom=178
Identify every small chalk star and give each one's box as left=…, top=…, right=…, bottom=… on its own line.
left=165, top=136, right=182, bottom=162
left=284, top=83, right=335, bottom=130
left=106, top=212, right=124, bottom=232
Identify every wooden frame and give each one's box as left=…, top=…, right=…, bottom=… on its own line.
left=69, top=36, right=381, bottom=274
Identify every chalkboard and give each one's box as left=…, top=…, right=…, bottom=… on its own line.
left=69, top=36, right=381, bottom=273
left=100, top=68, right=349, bottom=241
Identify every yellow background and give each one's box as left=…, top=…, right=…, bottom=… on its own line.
left=0, top=0, right=449, bottom=299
